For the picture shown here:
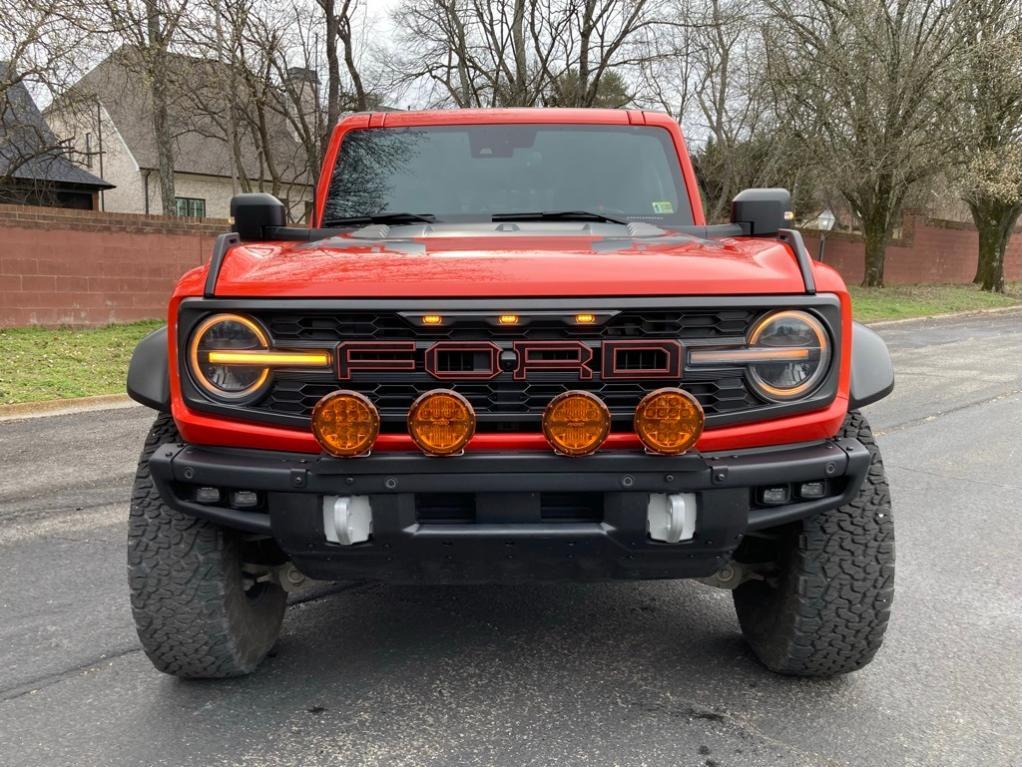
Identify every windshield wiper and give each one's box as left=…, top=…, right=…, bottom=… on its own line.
left=322, top=212, right=436, bottom=226
left=491, top=210, right=629, bottom=226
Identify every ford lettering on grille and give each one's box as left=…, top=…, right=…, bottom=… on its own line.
left=336, top=339, right=684, bottom=381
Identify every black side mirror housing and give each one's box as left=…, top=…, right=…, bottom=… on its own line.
left=230, top=193, right=286, bottom=241
left=731, top=188, right=793, bottom=236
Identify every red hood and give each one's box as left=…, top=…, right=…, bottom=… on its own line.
left=211, top=232, right=806, bottom=297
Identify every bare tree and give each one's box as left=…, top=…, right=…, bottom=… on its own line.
left=0, top=1, right=99, bottom=199
left=386, top=0, right=676, bottom=109
left=765, top=0, right=962, bottom=286
left=94, top=0, right=193, bottom=215
left=953, top=0, right=1022, bottom=293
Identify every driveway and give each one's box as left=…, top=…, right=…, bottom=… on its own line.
left=1, top=310, right=1020, bottom=767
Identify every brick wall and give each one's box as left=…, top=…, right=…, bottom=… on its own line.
left=1, top=206, right=1019, bottom=328
left=800, top=213, right=1022, bottom=285
left=0, top=205, right=226, bottom=327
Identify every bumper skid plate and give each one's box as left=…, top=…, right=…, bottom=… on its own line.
left=149, top=439, right=870, bottom=583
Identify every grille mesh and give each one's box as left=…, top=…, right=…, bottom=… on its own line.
left=249, top=308, right=762, bottom=426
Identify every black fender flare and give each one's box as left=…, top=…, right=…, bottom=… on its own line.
left=126, top=325, right=170, bottom=412
left=849, top=322, right=894, bottom=409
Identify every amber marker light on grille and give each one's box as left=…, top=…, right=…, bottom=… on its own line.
left=311, top=390, right=380, bottom=457
left=207, top=350, right=331, bottom=366
left=634, top=388, right=704, bottom=456
left=574, top=313, right=597, bottom=324
left=542, top=390, right=611, bottom=457
left=407, top=389, right=476, bottom=456
left=497, top=314, right=520, bottom=325
left=421, top=314, right=443, bottom=325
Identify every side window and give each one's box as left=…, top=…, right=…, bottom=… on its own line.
left=175, top=197, right=206, bottom=219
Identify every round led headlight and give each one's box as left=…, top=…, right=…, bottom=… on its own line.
left=188, top=313, right=271, bottom=400
left=746, top=310, right=831, bottom=401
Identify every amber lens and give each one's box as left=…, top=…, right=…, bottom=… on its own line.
left=634, top=388, right=704, bottom=455
left=407, top=389, right=476, bottom=455
left=311, top=391, right=380, bottom=457
left=542, top=391, right=611, bottom=456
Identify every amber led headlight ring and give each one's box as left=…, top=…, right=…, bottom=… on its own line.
left=745, top=310, right=831, bottom=402
left=188, top=313, right=272, bottom=400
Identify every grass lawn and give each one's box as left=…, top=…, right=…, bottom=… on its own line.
left=0, top=284, right=1019, bottom=405
left=0, top=320, right=163, bottom=405
left=849, top=283, right=1020, bottom=323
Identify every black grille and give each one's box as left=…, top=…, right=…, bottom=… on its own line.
left=247, top=307, right=762, bottom=427
left=266, top=309, right=755, bottom=341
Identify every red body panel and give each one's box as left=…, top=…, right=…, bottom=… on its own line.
left=168, top=109, right=854, bottom=455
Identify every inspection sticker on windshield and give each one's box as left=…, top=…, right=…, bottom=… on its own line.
left=652, top=201, right=674, bottom=214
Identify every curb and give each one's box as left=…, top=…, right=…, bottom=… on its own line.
left=0, top=393, right=139, bottom=422
left=864, top=303, right=1021, bottom=328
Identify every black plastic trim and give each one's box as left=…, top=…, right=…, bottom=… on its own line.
left=777, top=229, right=816, bottom=294
left=849, top=321, right=895, bottom=408
left=203, top=232, right=240, bottom=298
left=126, top=326, right=170, bottom=412
left=149, top=437, right=867, bottom=533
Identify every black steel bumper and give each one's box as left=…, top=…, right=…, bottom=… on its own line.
left=149, top=438, right=871, bottom=583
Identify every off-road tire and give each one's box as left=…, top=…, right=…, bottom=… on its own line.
left=127, top=414, right=286, bottom=678
left=733, top=410, right=894, bottom=677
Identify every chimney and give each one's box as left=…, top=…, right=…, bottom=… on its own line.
left=285, top=67, right=319, bottom=137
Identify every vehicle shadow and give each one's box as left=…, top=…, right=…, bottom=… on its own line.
left=132, top=579, right=857, bottom=766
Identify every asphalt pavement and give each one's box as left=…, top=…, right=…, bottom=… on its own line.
left=1, top=310, right=1020, bottom=767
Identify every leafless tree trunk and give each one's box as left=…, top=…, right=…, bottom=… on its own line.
left=765, top=0, right=964, bottom=286
left=954, top=0, right=1022, bottom=293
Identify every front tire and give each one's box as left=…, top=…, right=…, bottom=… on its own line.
left=733, top=411, right=895, bottom=677
left=127, top=414, right=286, bottom=678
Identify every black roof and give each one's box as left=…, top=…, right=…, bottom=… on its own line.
left=0, top=61, right=112, bottom=189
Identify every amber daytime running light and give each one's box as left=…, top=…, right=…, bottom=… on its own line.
left=311, top=390, right=381, bottom=457
left=542, top=390, right=612, bottom=456
left=688, top=310, right=831, bottom=403
left=634, top=388, right=704, bottom=455
left=189, top=313, right=331, bottom=401
left=407, top=389, right=477, bottom=455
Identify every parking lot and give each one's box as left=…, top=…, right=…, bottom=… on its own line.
left=1, top=310, right=1020, bottom=767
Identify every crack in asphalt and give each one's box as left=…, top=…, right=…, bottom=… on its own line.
left=0, top=645, right=143, bottom=702
left=0, top=582, right=374, bottom=704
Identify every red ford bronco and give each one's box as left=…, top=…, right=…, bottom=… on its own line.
left=126, top=109, right=895, bottom=679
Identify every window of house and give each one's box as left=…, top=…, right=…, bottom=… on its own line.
left=175, top=197, right=206, bottom=219
left=84, top=133, right=93, bottom=168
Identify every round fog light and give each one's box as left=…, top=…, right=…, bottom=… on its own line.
left=542, top=390, right=611, bottom=456
left=311, top=390, right=380, bottom=457
left=634, top=388, right=704, bottom=455
left=407, top=389, right=476, bottom=456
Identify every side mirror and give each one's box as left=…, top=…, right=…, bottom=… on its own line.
left=731, top=188, right=793, bottom=236
left=230, top=193, right=286, bottom=241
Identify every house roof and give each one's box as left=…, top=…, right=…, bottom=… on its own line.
left=59, top=47, right=311, bottom=186
left=0, top=61, right=113, bottom=189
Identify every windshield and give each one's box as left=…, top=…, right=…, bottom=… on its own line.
left=323, top=124, right=693, bottom=226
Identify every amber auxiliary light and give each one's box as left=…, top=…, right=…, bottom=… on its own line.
left=407, top=389, right=476, bottom=455
left=634, top=388, right=704, bottom=455
left=311, top=390, right=380, bottom=457
left=542, top=390, right=611, bottom=456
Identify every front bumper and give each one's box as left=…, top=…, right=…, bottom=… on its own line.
left=149, top=439, right=870, bottom=583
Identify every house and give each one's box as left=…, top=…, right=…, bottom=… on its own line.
left=48, top=47, right=314, bottom=221
left=0, top=61, right=113, bottom=210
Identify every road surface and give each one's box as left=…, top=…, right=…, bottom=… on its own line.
left=1, top=310, right=1020, bottom=767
